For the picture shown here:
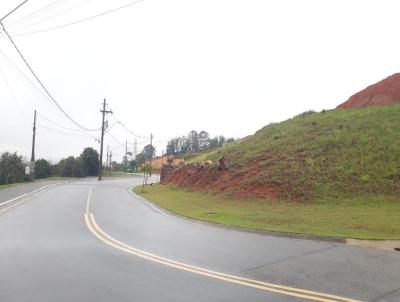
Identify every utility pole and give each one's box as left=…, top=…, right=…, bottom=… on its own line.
left=106, top=146, right=109, bottom=175
left=30, top=110, right=36, bottom=182
left=149, top=134, right=153, bottom=177
left=98, top=99, right=112, bottom=180
left=134, top=138, right=137, bottom=155
left=125, top=140, right=128, bottom=173
left=109, top=151, right=112, bottom=176
left=159, top=149, right=164, bottom=183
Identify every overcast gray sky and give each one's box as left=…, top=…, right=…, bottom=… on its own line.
left=1, top=0, right=399, bottom=163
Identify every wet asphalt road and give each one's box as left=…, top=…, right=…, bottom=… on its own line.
left=0, top=178, right=399, bottom=302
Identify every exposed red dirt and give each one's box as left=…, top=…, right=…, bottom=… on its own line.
left=161, top=164, right=278, bottom=200
left=338, top=73, right=400, bottom=108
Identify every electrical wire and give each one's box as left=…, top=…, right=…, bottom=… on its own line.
left=106, top=132, right=125, bottom=147
left=12, top=0, right=94, bottom=33
left=0, top=62, right=26, bottom=120
left=38, top=123, right=98, bottom=139
left=7, top=0, right=69, bottom=27
left=37, top=111, right=92, bottom=132
left=13, top=0, right=145, bottom=36
left=0, top=0, right=30, bottom=22
left=1, top=22, right=99, bottom=132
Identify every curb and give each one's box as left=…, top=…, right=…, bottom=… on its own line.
left=128, top=187, right=346, bottom=244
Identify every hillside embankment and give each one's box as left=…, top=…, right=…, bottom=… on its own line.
left=161, top=105, right=400, bottom=202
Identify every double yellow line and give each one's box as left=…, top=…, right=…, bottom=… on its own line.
left=84, top=187, right=362, bottom=302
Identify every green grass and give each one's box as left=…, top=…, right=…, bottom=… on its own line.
left=186, top=106, right=400, bottom=201
left=0, top=183, right=18, bottom=190
left=135, top=184, right=400, bottom=240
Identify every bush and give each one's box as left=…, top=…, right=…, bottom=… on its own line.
left=0, top=152, right=25, bottom=185
left=35, top=159, right=51, bottom=179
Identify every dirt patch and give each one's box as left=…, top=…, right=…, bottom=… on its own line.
left=346, top=239, right=400, bottom=252
left=338, top=73, right=400, bottom=108
left=161, top=164, right=278, bottom=200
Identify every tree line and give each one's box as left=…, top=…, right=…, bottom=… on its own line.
left=166, top=130, right=234, bottom=155
left=0, top=147, right=100, bottom=185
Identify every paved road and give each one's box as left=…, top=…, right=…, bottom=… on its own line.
left=0, top=178, right=399, bottom=302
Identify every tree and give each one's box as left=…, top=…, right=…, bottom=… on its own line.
left=0, top=152, right=25, bottom=185
left=135, top=152, right=146, bottom=166
left=35, top=159, right=51, bottom=179
left=198, top=131, right=210, bottom=151
left=80, top=147, right=99, bottom=176
left=143, top=144, right=156, bottom=160
left=188, top=130, right=199, bottom=152
left=62, top=156, right=75, bottom=177
left=73, top=158, right=85, bottom=178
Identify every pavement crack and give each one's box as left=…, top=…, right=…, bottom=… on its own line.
left=234, top=245, right=339, bottom=276
left=370, top=287, right=400, bottom=302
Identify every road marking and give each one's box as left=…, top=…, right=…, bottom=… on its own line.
left=0, top=182, right=68, bottom=215
left=0, top=182, right=68, bottom=208
left=86, top=186, right=94, bottom=214
left=84, top=188, right=362, bottom=302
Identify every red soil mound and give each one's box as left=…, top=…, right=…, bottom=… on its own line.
left=161, top=164, right=277, bottom=199
left=338, top=73, right=400, bottom=108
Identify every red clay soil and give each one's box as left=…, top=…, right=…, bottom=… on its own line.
left=161, top=164, right=277, bottom=199
left=338, top=73, right=400, bottom=108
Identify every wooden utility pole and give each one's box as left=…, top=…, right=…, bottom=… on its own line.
left=106, top=146, right=109, bottom=174
left=125, top=140, right=128, bottom=173
left=109, top=150, right=112, bottom=176
left=149, top=133, right=153, bottom=177
left=30, top=110, right=36, bottom=182
left=98, top=99, right=112, bottom=180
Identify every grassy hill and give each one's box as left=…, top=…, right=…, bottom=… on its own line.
left=169, top=105, right=400, bottom=202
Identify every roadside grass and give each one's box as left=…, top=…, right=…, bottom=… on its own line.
left=186, top=142, right=239, bottom=164
left=184, top=105, right=400, bottom=201
left=0, top=183, right=18, bottom=191
left=0, top=176, right=73, bottom=190
left=134, top=184, right=400, bottom=240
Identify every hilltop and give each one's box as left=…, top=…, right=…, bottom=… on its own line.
left=338, top=73, right=400, bottom=108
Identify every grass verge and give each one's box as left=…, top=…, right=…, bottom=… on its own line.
left=134, top=184, right=400, bottom=240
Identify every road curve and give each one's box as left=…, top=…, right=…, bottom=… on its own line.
left=0, top=178, right=399, bottom=302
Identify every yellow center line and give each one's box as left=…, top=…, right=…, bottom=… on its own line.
left=84, top=188, right=362, bottom=302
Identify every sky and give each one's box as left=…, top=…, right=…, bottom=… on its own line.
left=0, top=0, right=399, bottom=163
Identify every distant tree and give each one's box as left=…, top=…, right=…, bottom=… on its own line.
left=143, top=144, right=156, bottom=160
left=129, top=160, right=137, bottom=172
left=218, top=135, right=226, bottom=147
left=0, top=152, right=25, bottom=185
left=73, top=158, right=85, bottom=178
left=62, top=156, right=75, bottom=177
left=135, top=152, right=146, bottom=166
left=35, top=159, right=51, bottom=179
left=198, top=131, right=210, bottom=151
left=188, top=130, right=199, bottom=152
left=80, top=147, right=99, bottom=176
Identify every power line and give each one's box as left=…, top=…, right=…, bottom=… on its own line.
left=13, top=0, right=145, bottom=36
left=0, top=48, right=99, bottom=137
left=37, top=111, right=99, bottom=132
left=0, top=0, right=29, bottom=22
left=7, top=0, right=69, bottom=27
left=12, top=0, right=94, bottom=32
left=38, top=123, right=97, bottom=138
left=106, top=131, right=125, bottom=147
left=0, top=22, right=98, bottom=132
left=0, top=48, right=48, bottom=99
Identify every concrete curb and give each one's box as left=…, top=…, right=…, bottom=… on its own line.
left=130, top=187, right=400, bottom=252
left=128, top=186, right=346, bottom=244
